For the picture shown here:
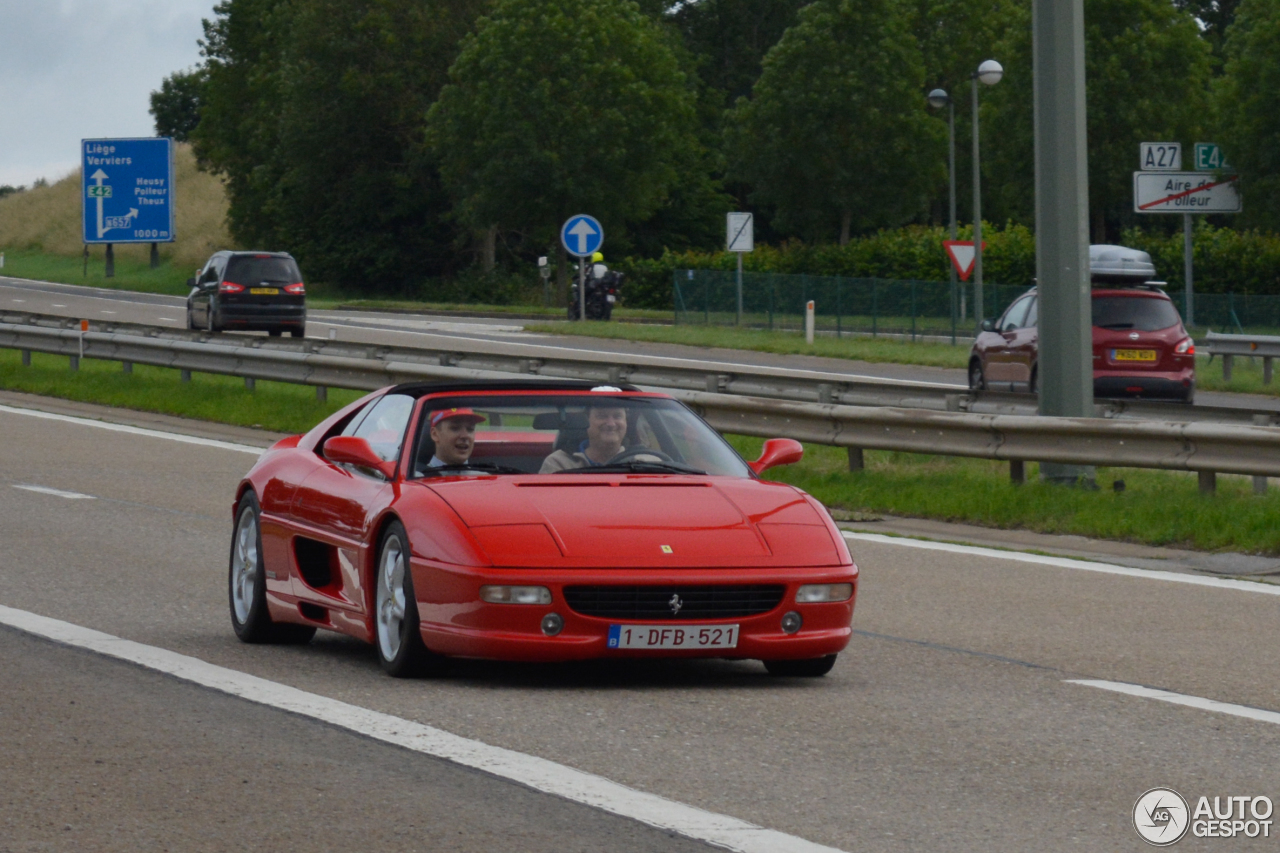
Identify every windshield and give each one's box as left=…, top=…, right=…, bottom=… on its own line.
left=1091, top=295, right=1182, bottom=331
left=411, top=394, right=753, bottom=478
left=224, top=255, right=302, bottom=285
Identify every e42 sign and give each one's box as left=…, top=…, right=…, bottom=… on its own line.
left=81, top=137, right=175, bottom=245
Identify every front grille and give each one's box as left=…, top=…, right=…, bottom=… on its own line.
left=563, top=584, right=785, bottom=620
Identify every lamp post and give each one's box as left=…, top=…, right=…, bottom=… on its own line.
left=971, top=59, right=1003, bottom=335
left=927, top=88, right=957, bottom=344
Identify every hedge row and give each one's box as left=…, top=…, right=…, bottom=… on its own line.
left=615, top=222, right=1280, bottom=310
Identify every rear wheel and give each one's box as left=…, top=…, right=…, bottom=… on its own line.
left=375, top=521, right=441, bottom=677
left=763, top=654, right=838, bottom=678
left=1029, top=366, right=1038, bottom=395
left=268, top=329, right=281, bottom=337
left=290, top=325, right=305, bottom=338
left=968, top=359, right=986, bottom=392
left=229, top=492, right=315, bottom=644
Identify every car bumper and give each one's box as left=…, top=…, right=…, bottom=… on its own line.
left=413, top=562, right=858, bottom=663
left=1094, top=369, right=1194, bottom=401
left=218, top=305, right=306, bottom=330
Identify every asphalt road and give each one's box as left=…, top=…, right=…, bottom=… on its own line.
left=2, top=397, right=1279, bottom=851
left=1, top=275, right=1274, bottom=415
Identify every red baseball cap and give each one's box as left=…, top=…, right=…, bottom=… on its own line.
left=430, top=407, right=486, bottom=428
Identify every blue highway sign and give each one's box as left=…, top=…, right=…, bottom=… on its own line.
left=81, top=138, right=175, bottom=244
left=560, top=214, right=603, bottom=258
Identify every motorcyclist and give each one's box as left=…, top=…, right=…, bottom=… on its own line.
left=590, top=251, right=608, bottom=282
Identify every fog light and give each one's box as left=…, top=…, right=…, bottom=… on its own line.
left=795, top=583, right=854, bottom=603
left=480, top=585, right=552, bottom=605
left=780, top=611, right=802, bottom=634
left=541, top=613, right=564, bottom=636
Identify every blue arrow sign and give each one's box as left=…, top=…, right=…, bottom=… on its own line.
left=560, top=214, right=603, bottom=258
left=81, top=137, right=175, bottom=244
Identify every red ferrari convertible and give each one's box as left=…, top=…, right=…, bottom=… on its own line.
left=229, top=381, right=857, bottom=677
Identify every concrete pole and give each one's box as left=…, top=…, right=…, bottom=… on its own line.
left=971, top=82, right=984, bottom=335
left=1034, top=0, right=1095, bottom=485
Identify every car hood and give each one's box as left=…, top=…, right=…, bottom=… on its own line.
left=424, top=475, right=844, bottom=568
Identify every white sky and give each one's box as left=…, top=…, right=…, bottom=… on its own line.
left=0, top=1, right=212, bottom=188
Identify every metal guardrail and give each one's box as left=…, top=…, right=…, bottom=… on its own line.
left=1204, top=331, right=1280, bottom=384
left=2, top=311, right=1280, bottom=489
left=2, top=309, right=1277, bottom=426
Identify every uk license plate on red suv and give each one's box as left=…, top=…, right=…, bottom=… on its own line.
left=607, top=624, right=739, bottom=650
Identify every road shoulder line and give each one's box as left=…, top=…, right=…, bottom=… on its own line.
left=1066, top=679, right=1280, bottom=726
left=0, top=402, right=264, bottom=455
left=843, top=531, right=1280, bottom=596
left=0, top=603, right=844, bottom=853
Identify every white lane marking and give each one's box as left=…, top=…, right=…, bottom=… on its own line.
left=0, top=604, right=844, bottom=853
left=51, top=303, right=66, bottom=308
left=842, top=531, right=1280, bottom=597
left=157, top=317, right=177, bottom=322
left=0, top=404, right=264, bottom=455
left=1067, top=679, right=1280, bottom=726
left=11, top=299, right=24, bottom=303
left=101, top=310, right=116, bottom=314
left=12, top=484, right=95, bottom=500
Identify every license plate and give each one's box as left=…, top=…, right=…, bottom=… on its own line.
left=606, top=294, right=617, bottom=303
left=1112, top=349, right=1157, bottom=362
left=250, top=287, right=279, bottom=295
left=608, top=624, right=739, bottom=650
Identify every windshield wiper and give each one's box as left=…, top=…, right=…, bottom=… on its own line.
left=563, top=461, right=707, bottom=475
left=419, top=462, right=524, bottom=477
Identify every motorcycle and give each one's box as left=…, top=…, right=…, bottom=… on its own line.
left=567, top=264, right=623, bottom=321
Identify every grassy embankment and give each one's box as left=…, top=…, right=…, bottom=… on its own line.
left=526, top=319, right=1280, bottom=395
left=2, top=346, right=1278, bottom=554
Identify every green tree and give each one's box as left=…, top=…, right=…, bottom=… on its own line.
left=150, top=67, right=208, bottom=142
left=426, top=0, right=702, bottom=286
left=1175, top=0, right=1240, bottom=63
left=670, top=0, right=810, bottom=104
left=1218, top=0, right=1280, bottom=229
left=983, top=0, right=1213, bottom=240
left=728, top=0, right=945, bottom=244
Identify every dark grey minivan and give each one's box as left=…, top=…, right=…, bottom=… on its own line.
left=187, top=251, right=306, bottom=337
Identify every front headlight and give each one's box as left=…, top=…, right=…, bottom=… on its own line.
left=480, top=585, right=553, bottom=605
left=795, top=583, right=853, bottom=603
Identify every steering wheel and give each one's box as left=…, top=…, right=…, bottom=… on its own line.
left=607, top=446, right=674, bottom=465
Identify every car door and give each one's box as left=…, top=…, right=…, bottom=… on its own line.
left=985, top=295, right=1032, bottom=387
left=1007, top=295, right=1038, bottom=390
left=289, top=393, right=415, bottom=611
left=192, top=259, right=221, bottom=323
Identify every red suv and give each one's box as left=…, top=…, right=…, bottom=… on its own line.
left=967, top=246, right=1196, bottom=402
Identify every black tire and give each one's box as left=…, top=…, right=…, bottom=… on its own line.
left=229, top=492, right=316, bottom=645
left=268, top=329, right=282, bottom=337
left=290, top=326, right=305, bottom=338
left=567, top=299, right=580, bottom=321
left=1029, top=366, right=1038, bottom=395
left=763, top=654, right=838, bottom=678
left=968, top=359, right=986, bottom=392
left=374, top=521, right=441, bottom=677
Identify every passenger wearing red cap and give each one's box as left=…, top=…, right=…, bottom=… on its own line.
left=427, top=407, right=486, bottom=467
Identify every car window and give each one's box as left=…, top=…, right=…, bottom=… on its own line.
left=1092, top=295, right=1182, bottom=331
left=1023, top=296, right=1038, bottom=328
left=348, top=394, right=414, bottom=462
left=1000, top=295, right=1033, bottom=332
left=224, top=256, right=303, bottom=286
left=414, top=394, right=753, bottom=478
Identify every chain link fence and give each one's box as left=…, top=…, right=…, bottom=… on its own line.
left=672, top=269, right=1280, bottom=340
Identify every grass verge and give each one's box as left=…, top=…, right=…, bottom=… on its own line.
left=526, top=321, right=970, bottom=368
left=725, top=435, right=1280, bottom=555
left=3, top=347, right=1276, bottom=553
left=0, top=248, right=194, bottom=296
left=0, top=348, right=360, bottom=434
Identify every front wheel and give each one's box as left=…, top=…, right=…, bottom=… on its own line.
left=763, top=654, right=838, bottom=678
left=375, top=521, right=442, bottom=677
left=968, top=359, right=985, bottom=392
left=229, top=492, right=315, bottom=644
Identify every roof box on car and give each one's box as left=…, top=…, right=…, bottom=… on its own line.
left=1089, top=244, right=1156, bottom=283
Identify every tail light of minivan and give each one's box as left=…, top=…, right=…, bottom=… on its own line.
left=218, top=282, right=245, bottom=294
left=1175, top=337, right=1195, bottom=355
left=284, top=283, right=305, bottom=295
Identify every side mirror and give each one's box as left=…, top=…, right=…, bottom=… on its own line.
left=749, top=438, right=804, bottom=475
left=981, top=318, right=996, bottom=333
left=323, top=436, right=397, bottom=479
left=186, top=277, right=196, bottom=288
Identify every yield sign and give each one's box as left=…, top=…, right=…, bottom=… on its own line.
left=943, top=240, right=986, bottom=281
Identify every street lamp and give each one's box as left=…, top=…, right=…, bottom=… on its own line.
left=971, top=59, right=1003, bottom=335
left=927, top=88, right=957, bottom=344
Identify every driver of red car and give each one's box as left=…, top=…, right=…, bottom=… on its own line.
left=427, top=407, right=486, bottom=468
left=540, top=404, right=657, bottom=472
